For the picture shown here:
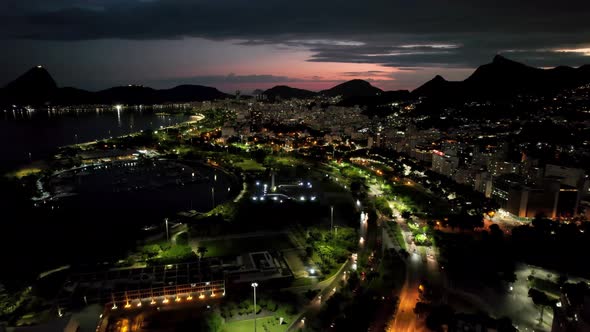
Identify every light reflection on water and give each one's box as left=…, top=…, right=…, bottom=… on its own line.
left=0, top=108, right=190, bottom=168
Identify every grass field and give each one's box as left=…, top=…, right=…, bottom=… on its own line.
left=233, top=159, right=265, bottom=172
left=283, top=250, right=307, bottom=278
left=385, top=221, right=407, bottom=250
left=269, top=156, right=305, bottom=167
left=193, top=234, right=294, bottom=257
left=224, top=316, right=288, bottom=332
left=288, top=278, right=313, bottom=287
left=8, top=167, right=43, bottom=178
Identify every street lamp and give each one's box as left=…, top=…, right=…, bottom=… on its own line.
left=165, top=218, right=169, bottom=242
left=330, top=205, right=334, bottom=234
left=211, top=187, right=215, bottom=208
left=251, top=282, right=259, bottom=332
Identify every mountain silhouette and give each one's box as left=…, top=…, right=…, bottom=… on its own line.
left=1, top=67, right=230, bottom=106
left=337, top=89, right=411, bottom=117
left=159, top=85, right=230, bottom=102
left=262, top=85, right=317, bottom=100
left=413, top=55, right=590, bottom=100
left=2, top=66, right=58, bottom=105
left=320, top=79, right=383, bottom=97
left=4, top=56, right=590, bottom=106
left=411, top=75, right=459, bottom=99
left=96, top=85, right=159, bottom=105
left=53, top=87, right=98, bottom=105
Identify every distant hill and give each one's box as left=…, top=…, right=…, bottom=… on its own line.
left=96, top=84, right=230, bottom=104
left=263, top=85, right=316, bottom=100
left=3, top=66, right=57, bottom=105
left=158, top=84, right=230, bottom=102
left=413, top=55, right=590, bottom=100
left=6, top=57, right=589, bottom=106
left=262, top=80, right=385, bottom=100
left=1, top=67, right=230, bottom=106
left=320, top=79, right=383, bottom=98
left=53, top=87, right=97, bottom=105
left=96, top=86, right=158, bottom=105
left=338, top=90, right=411, bottom=108
left=338, top=89, right=412, bottom=117
left=411, top=75, right=461, bottom=100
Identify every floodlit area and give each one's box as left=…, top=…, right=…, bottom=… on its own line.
left=251, top=178, right=319, bottom=203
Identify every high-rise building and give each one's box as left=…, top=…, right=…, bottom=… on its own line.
left=492, top=175, right=579, bottom=219
left=432, top=150, right=459, bottom=177
left=249, top=109, right=263, bottom=132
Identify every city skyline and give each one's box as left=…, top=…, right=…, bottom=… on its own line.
left=2, top=0, right=590, bottom=92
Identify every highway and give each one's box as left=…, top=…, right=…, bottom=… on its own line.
left=287, top=193, right=372, bottom=331
left=388, top=250, right=443, bottom=332
left=287, top=259, right=352, bottom=331
left=387, top=209, right=445, bottom=332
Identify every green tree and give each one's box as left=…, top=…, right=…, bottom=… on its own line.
left=401, top=210, right=412, bottom=220
left=253, top=149, right=268, bottom=164
left=141, top=244, right=161, bottom=257
left=197, top=246, right=208, bottom=259
left=425, top=304, right=454, bottom=331
left=305, top=245, right=313, bottom=258
left=414, top=302, right=431, bottom=317
left=204, top=312, right=224, bottom=332
left=266, top=300, right=278, bottom=312
left=176, top=232, right=189, bottom=245
left=151, top=244, right=196, bottom=265
left=398, top=249, right=410, bottom=259
left=375, top=197, right=393, bottom=216
left=532, top=213, right=555, bottom=234
left=197, top=246, right=208, bottom=274
left=489, top=224, right=504, bottom=239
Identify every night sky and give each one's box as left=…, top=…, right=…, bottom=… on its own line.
left=1, top=0, right=589, bottom=92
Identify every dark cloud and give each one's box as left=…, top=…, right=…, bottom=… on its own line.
left=342, top=71, right=389, bottom=77
left=2, top=0, right=590, bottom=71
left=148, top=73, right=345, bottom=93
left=152, top=73, right=300, bottom=86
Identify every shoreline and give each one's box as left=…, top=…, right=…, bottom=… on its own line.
left=6, top=114, right=204, bottom=176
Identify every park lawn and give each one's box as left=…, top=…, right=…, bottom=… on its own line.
left=283, top=250, right=307, bottom=278
left=289, top=278, right=313, bottom=287
left=231, top=142, right=251, bottom=151
left=224, top=316, right=288, bottom=332
left=172, top=145, right=194, bottom=155
left=269, top=156, right=305, bottom=167
left=234, top=159, right=266, bottom=172
left=315, top=178, right=350, bottom=195
left=9, top=167, right=43, bottom=179
left=385, top=221, right=407, bottom=250
left=389, top=183, right=450, bottom=215
left=195, top=234, right=294, bottom=257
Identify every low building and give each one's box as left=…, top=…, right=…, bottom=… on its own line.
left=212, top=251, right=293, bottom=285
left=410, top=145, right=433, bottom=163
